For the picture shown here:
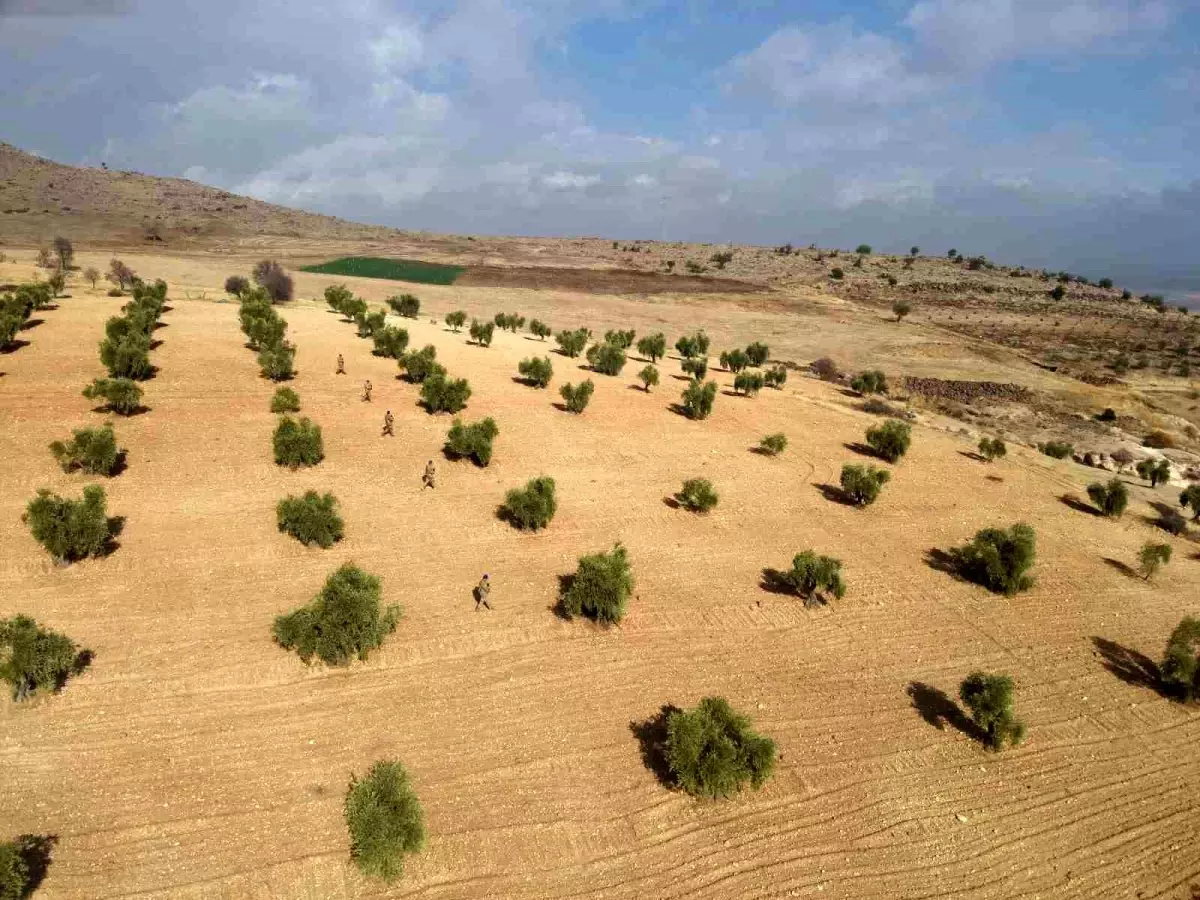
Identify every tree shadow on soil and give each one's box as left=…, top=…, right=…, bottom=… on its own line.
left=1059, top=493, right=1101, bottom=516
left=814, top=483, right=856, bottom=506
left=0, top=339, right=31, bottom=354
left=15, top=834, right=57, bottom=895
left=20, top=318, right=44, bottom=330
left=1091, top=637, right=1165, bottom=695
left=662, top=496, right=680, bottom=510
left=1101, top=557, right=1138, bottom=578
left=844, top=441, right=881, bottom=460
left=630, top=704, right=681, bottom=788
left=957, top=450, right=988, bottom=463
left=759, top=568, right=828, bottom=607
left=550, top=574, right=575, bottom=620
left=906, top=683, right=986, bottom=744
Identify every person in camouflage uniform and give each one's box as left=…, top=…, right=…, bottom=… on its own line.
left=474, top=574, right=492, bottom=611
left=336, top=353, right=345, bottom=374
left=362, top=379, right=373, bottom=401
left=382, top=410, right=394, bottom=436
left=422, top=459, right=436, bottom=489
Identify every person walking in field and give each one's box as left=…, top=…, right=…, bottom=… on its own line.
left=474, top=574, right=492, bottom=611
left=422, top=460, right=436, bottom=489
left=362, top=379, right=373, bottom=402
left=336, top=353, right=345, bottom=374
left=382, top=410, right=394, bottom=437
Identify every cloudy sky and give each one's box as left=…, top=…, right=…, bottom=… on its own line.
left=1, top=0, right=1197, bottom=293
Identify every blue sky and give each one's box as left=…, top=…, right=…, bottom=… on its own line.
left=1, top=0, right=1197, bottom=295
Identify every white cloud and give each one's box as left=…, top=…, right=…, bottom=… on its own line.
left=541, top=171, right=600, bottom=189
left=370, top=21, right=424, bottom=74
left=629, top=173, right=657, bottom=187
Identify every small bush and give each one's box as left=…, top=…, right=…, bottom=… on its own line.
left=258, top=343, right=296, bottom=381
left=681, top=379, right=718, bottom=420
left=764, top=366, right=788, bottom=389
left=444, top=417, right=498, bottom=466
left=224, top=274, right=250, bottom=296
left=865, top=420, right=911, bottom=462
left=494, top=313, right=526, bottom=332
left=1039, top=441, right=1073, bottom=459
left=555, top=328, right=589, bottom=358
left=252, top=259, right=294, bottom=303
left=745, top=342, right=769, bottom=366
left=719, top=348, right=749, bottom=373
left=1136, top=458, right=1171, bottom=487
left=386, top=293, right=420, bottom=318
left=830, top=267, right=844, bottom=280
left=893, top=300, right=911, bottom=322
left=0, top=614, right=88, bottom=701
left=273, top=563, right=398, bottom=665
left=99, top=331, right=152, bottom=379
left=530, top=319, right=552, bottom=340
left=710, top=250, right=734, bottom=269
left=682, top=357, right=708, bottom=380
left=952, top=523, right=1036, bottom=595
left=811, top=357, right=840, bottom=381
left=664, top=697, right=776, bottom=799
left=345, top=760, right=426, bottom=883
left=978, top=437, right=1007, bottom=461
left=850, top=370, right=888, bottom=395
left=560, top=543, right=633, bottom=624
left=1161, top=617, right=1200, bottom=701
left=444, top=310, right=467, bottom=332
left=356, top=309, right=386, bottom=338
left=502, top=476, right=557, bottom=530
left=276, top=491, right=344, bottom=548
left=420, top=373, right=471, bottom=414
left=373, top=326, right=410, bottom=359
left=271, top=386, right=301, bottom=413
left=518, top=357, right=553, bottom=387
left=587, top=342, right=627, bottom=376
left=604, top=329, right=635, bottom=349
left=23, top=485, right=112, bottom=563
left=760, top=433, right=787, bottom=455
left=1144, top=430, right=1175, bottom=449
left=1096, top=407, right=1117, bottom=422
left=469, top=319, right=495, bottom=347
left=1138, top=541, right=1171, bottom=580
left=840, top=464, right=890, bottom=506
left=1179, top=484, right=1200, bottom=520
left=398, top=345, right=443, bottom=383
left=638, top=365, right=659, bottom=391
left=636, top=332, right=666, bottom=362
left=559, top=380, right=594, bottom=413
left=779, top=551, right=846, bottom=604
left=324, top=284, right=353, bottom=313
left=82, top=377, right=142, bottom=415
left=675, top=478, right=718, bottom=513
left=1086, top=479, right=1128, bottom=517
left=1049, top=284, right=1066, bottom=301
left=733, top=371, right=764, bottom=396
left=675, top=331, right=710, bottom=359
left=243, top=309, right=287, bottom=350
left=959, top=672, right=1025, bottom=750
left=273, top=416, right=324, bottom=468
left=855, top=244, right=872, bottom=254
left=49, top=425, right=122, bottom=476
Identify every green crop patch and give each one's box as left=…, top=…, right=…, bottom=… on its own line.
left=300, top=257, right=465, bottom=286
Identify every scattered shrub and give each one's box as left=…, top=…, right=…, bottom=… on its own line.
left=560, top=543, right=633, bottom=623
left=586, top=341, right=627, bottom=376
left=83, top=266, right=100, bottom=287
left=271, top=386, right=301, bottom=413
left=604, top=329, right=635, bottom=349
left=745, top=342, right=769, bottom=366
left=494, top=313, right=526, bottom=332
left=356, top=309, right=386, bottom=338
left=636, top=332, right=666, bottom=363
left=1144, top=430, right=1175, bottom=449
left=242, top=307, right=287, bottom=350
left=855, top=244, right=872, bottom=255
left=978, top=437, right=1007, bottom=461
left=1039, top=441, right=1073, bottom=459
left=682, top=357, right=708, bottom=380
left=224, top=274, right=250, bottom=296
left=277, top=491, right=344, bottom=548
left=951, top=523, right=1036, bottom=595
left=555, top=328, right=589, bottom=358
left=638, top=365, right=659, bottom=391
left=420, top=372, right=472, bottom=414
left=106, top=258, right=136, bottom=291
left=764, top=366, right=788, bottom=389
left=959, top=672, right=1025, bottom=750
left=778, top=551, right=846, bottom=604
left=257, top=343, right=296, bottom=381
left=49, top=425, right=122, bottom=476
left=719, top=348, right=749, bottom=373
left=840, top=464, right=890, bottom=506
left=681, top=379, right=717, bottom=420
left=1161, top=617, right=1200, bottom=701
left=675, top=478, right=718, bottom=513
left=444, top=417, right=498, bottom=466
left=811, top=357, right=840, bottom=382
left=530, top=319, right=552, bottom=340
left=559, top=380, right=594, bottom=414
left=252, top=259, right=294, bottom=303
left=273, top=416, right=324, bottom=468
left=1049, top=284, right=1066, bottom=301
left=518, top=356, right=554, bottom=387
left=710, top=250, right=734, bottom=269
left=273, top=564, right=398, bottom=665
left=386, top=294, right=420, bottom=318
left=502, top=476, right=557, bottom=530
left=893, top=300, right=911, bottom=322
left=469, top=320, right=495, bottom=347
left=664, top=697, right=776, bottom=799
left=398, top=345, right=443, bottom=383
left=47, top=270, right=66, bottom=297
left=865, top=420, right=911, bottom=462
left=345, top=759, right=426, bottom=883
left=1086, top=479, right=1128, bottom=517
left=1179, top=484, right=1200, bottom=520
left=372, top=326, right=410, bottom=359
left=1136, top=458, right=1171, bottom=487
left=0, top=614, right=88, bottom=701
left=99, top=329, right=152, bottom=379
left=1096, top=407, right=1117, bottom=422
left=53, top=235, right=74, bottom=269
left=23, top=485, right=112, bottom=563
left=733, top=371, right=764, bottom=395
left=1138, top=541, right=1171, bottom=580
left=760, top=433, right=787, bottom=455
left=674, top=331, right=710, bottom=359
left=444, top=310, right=467, bottom=332
left=830, top=267, right=844, bottom=280
left=325, top=284, right=354, bottom=314
left=82, top=377, right=142, bottom=415
left=850, top=370, right=888, bottom=395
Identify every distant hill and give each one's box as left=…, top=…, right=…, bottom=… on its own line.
left=0, top=142, right=404, bottom=248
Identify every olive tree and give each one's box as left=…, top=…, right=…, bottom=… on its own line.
left=1161, top=617, right=1200, bottom=701
left=1180, top=484, right=1200, bottom=520
left=636, top=332, right=666, bottom=363
left=850, top=370, right=888, bottom=395
left=274, top=564, right=399, bottom=666
left=733, top=372, right=764, bottom=396
left=978, top=437, right=1007, bottom=461
left=1136, top=458, right=1171, bottom=487
left=502, top=476, right=556, bottom=530
left=469, top=319, right=495, bottom=347
left=444, top=310, right=467, bottom=332
left=386, top=294, right=420, bottom=319
left=555, top=328, right=589, bottom=358
left=517, top=357, right=553, bottom=388
left=273, top=416, right=324, bottom=468
left=681, top=379, right=717, bottom=420
left=0, top=614, right=89, bottom=701
left=444, top=418, right=498, bottom=466
left=682, top=357, right=708, bottom=380
left=83, top=378, right=143, bottom=415
left=950, top=523, right=1036, bottom=595
left=719, top=348, right=749, bottom=373
left=345, top=760, right=426, bottom=882
left=1138, top=542, right=1171, bottom=581
left=840, top=464, right=890, bottom=506
left=675, top=478, right=718, bottom=513
left=638, top=365, right=659, bottom=391
left=1086, top=479, right=1128, bottom=517
left=560, top=543, right=633, bottom=623
left=559, top=380, right=594, bottom=414
left=586, top=341, right=626, bottom=376
left=420, top=373, right=472, bottom=414
left=664, top=697, right=776, bottom=799
left=529, top=319, right=552, bottom=340
left=23, top=485, right=113, bottom=563
left=373, top=326, right=410, bottom=359
left=865, top=420, right=911, bottom=462
left=277, top=491, right=344, bottom=548
left=49, top=425, right=123, bottom=475
left=759, top=433, right=787, bottom=455
left=745, top=342, right=769, bottom=366
left=398, top=345, right=443, bottom=383
left=764, top=366, right=788, bottom=389
left=675, top=331, right=710, bottom=359
left=959, top=672, right=1025, bottom=750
